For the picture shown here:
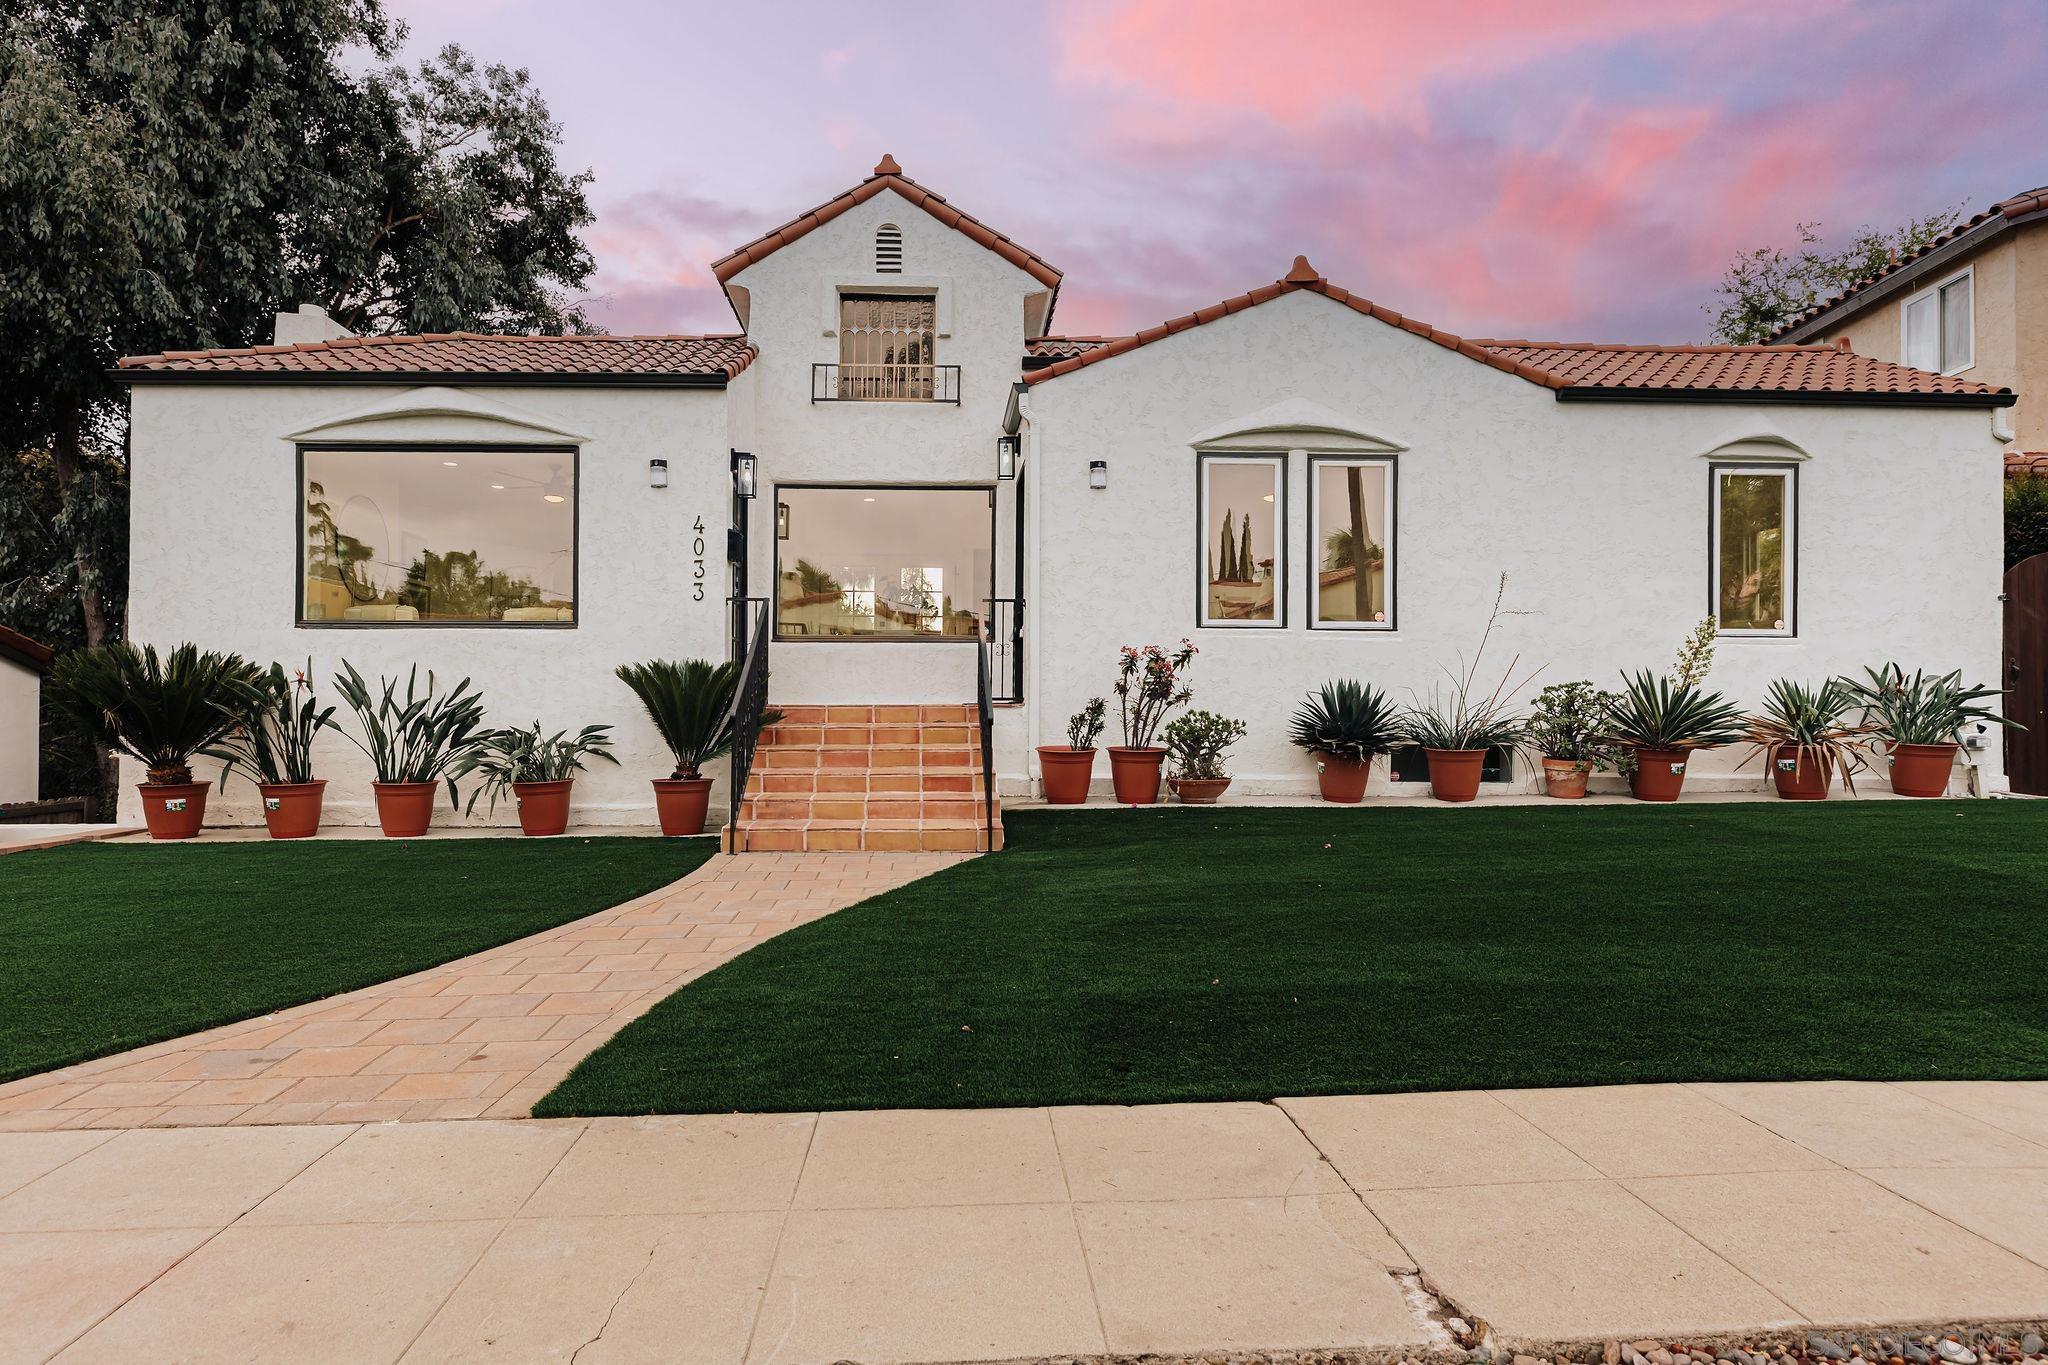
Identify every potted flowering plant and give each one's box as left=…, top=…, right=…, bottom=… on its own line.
left=1741, top=678, right=1871, bottom=800
left=1038, top=698, right=1105, bottom=805
left=1163, top=710, right=1246, bottom=804
left=1845, top=663, right=2015, bottom=797
left=1400, top=575, right=1538, bottom=802
left=1288, top=679, right=1402, bottom=802
left=1525, top=681, right=1616, bottom=799
left=615, top=658, right=770, bottom=835
left=205, top=661, right=338, bottom=838
left=333, top=662, right=490, bottom=836
left=458, top=722, right=618, bottom=836
left=1108, top=641, right=1196, bottom=804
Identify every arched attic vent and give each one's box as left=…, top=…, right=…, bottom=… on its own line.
left=875, top=223, right=903, bottom=274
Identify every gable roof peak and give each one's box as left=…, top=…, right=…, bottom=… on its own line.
left=1283, top=255, right=1323, bottom=285
left=871, top=152, right=903, bottom=177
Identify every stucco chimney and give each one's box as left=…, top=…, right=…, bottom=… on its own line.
left=272, top=304, right=355, bottom=347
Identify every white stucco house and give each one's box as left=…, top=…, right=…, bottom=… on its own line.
left=116, top=155, right=2019, bottom=842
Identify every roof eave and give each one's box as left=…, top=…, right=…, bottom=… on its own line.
left=113, top=370, right=735, bottom=389
left=1553, top=385, right=2016, bottom=408
left=1774, top=208, right=2046, bottom=343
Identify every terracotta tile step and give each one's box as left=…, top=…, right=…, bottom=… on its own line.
left=749, top=772, right=984, bottom=796
left=760, top=724, right=981, bottom=747
left=769, top=704, right=977, bottom=725
left=758, top=748, right=981, bottom=771
left=729, top=824, right=1002, bottom=854
left=742, top=797, right=990, bottom=822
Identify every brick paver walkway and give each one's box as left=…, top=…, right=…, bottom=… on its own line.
left=0, top=852, right=968, bottom=1132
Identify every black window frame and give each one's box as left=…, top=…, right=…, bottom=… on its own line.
left=1707, top=460, right=1798, bottom=639
left=1305, top=452, right=1399, bottom=633
left=1195, top=451, right=1289, bottom=630
left=770, top=481, right=997, bottom=644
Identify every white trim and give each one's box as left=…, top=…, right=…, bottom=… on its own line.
left=1696, top=433, right=1809, bottom=463
left=1308, top=454, right=1396, bottom=631
left=1710, top=463, right=1796, bottom=638
left=1197, top=452, right=1286, bottom=629
left=1185, top=398, right=1406, bottom=452
left=284, top=387, right=591, bottom=443
left=1899, top=264, right=1974, bottom=376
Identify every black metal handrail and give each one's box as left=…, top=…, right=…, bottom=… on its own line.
left=811, top=363, right=962, bottom=404
left=975, top=614, right=996, bottom=851
left=727, top=595, right=771, bottom=837
left=986, top=596, right=1024, bottom=703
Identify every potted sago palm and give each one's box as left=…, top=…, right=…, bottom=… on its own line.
left=1038, top=698, right=1105, bottom=805
left=1107, top=641, right=1196, bottom=804
left=1741, top=678, right=1871, bottom=800
left=1288, top=679, right=1402, bottom=802
left=1400, top=575, right=1538, bottom=802
left=333, top=662, right=490, bottom=836
left=458, top=722, right=618, bottom=836
left=47, top=642, right=264, bottom=839
left=615, top=658, right=768, bottom=835
left=1845, top=663, right=2015, bottom=797
left=1525, top=681, right=1617, bottom=799
left=205, top=660, right=338, bottom=837
left=1163, top=710, right=1246, bottom=804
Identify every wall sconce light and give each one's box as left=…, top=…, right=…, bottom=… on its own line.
left=1088, top=459, right=1108, bottom=490
left=648, top=458, right=669, bottom=489
left=996, top=434, right=1020, bottom=481
left=776, top=501, right=790, bottom=540
left=731, top=450, right=757, bottom=499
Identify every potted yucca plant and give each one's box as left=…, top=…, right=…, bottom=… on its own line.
left=1163, top=710, right=1246, bottom=804
left=1742, top=678, right=1871, bottom=801
left=1108, top=641, right=1196, bottom=804
left=459, top=722, right=618, bottom=836
left=1038, top=698, right=1105, bottom=805
left=615, top=658, right=767, bottom=835
left=205, top=661, right=338, bottom=838
left=1845, top=663, right=2015, bottom=798
left=1289, top=679, right=1402, bottom=802
left=1400, top=575, right=1537, bottom=802
left=1601, top=671, right=1748, bottom=801
left=1525, top=681, right=1617, bottom=799
left=47, top=642, right=264, bottom=839
left=333, top=663, right=490, bottom=837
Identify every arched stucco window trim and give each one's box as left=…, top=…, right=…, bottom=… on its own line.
left=1696, top=432, right=1810, bottom=464
left=283, top=386, right=591, bottom=445
left=1185, top=398, right=1407, bottom=454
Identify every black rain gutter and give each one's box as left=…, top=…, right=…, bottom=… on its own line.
left=112, top=370, right=732, bottom=388
left=1554, top=386, right=2015, bottom=408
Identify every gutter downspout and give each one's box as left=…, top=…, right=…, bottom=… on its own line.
left=1014, top=383, right=1044, bottom=789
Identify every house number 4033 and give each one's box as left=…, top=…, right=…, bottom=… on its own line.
left=691, top=517, right=707, bottom=601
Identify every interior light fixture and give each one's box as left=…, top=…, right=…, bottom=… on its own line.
left=1088, top=459, right=1108, bottom=490
left=1263, top=493, right=1274, bottom=502
left=442, top=459, right=460, bottom=467
left=490, top=483, right=506, bottom=490
left=863, top=496, right=876, bottom=502
left=543, top=493, right=566, bottom=504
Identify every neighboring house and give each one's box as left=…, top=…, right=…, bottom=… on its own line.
left=0, top=625, right=53, bottom=805
left=116, top=155, right=2019, bottom=835
left=1770, top=186, right=2048, bottom=475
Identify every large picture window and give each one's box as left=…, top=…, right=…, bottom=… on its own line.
left=1310, top=456, right=1395, bottom=629
left=1711, top=464, right=1794, bottom=635
left=1198, top=455, right=1285, bottom=627
left=775, top=486, right=992, bottom=640
left=300, top=446, right=576, bottom=626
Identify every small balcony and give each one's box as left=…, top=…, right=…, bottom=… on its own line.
left=812, top=363, right=961, bottom=404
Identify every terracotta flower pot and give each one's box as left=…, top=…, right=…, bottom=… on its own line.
left=1888, top=741, right=1958, bottom=798
left=1168, top=776, right=1230, bottom=805
left=1628, top=747, right=1691, bottom=802
left=372, top=780, right=440, bottom=837
left=1424, top=748, right=1486, bottom=803
left=513, top=779, right=574, bottom=837
left=1312, top=752, right=1371, bottom=803
left=137, top=781, right=209, bottom=840
left=1106, top=746, right=1165, bottom=805
left=1036, top=746, right=1097, bottom=805
left=1541, top=757, right=1589, bottom=800
left=652, top=777, right=713, bottom=835
left=258, top=780, right=326, bottom=839
left=1770, top=743, right=1833, bottom=801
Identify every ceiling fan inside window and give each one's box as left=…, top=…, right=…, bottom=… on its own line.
left=489, top=462, right=573, bottom=504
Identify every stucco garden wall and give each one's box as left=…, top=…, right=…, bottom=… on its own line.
left=1021, top=288, right=2009, bottom=798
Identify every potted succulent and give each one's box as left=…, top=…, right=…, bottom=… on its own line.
left=459, top=722, right=618, bottom=836
left=615, top=658, right=770, bottom=835
left=46, top=642, right=263, bottom=839
left=1741, top=679, right=1871, bottom=800
left=1107, top=641, right=1196, bottom=804
left=205, top=661, right=338, bottom=838
left=1601, top=671, right=1748, bottom=801
left=1289, top=679, right=1402, bottom=802
left=1038, top=698, right=1105, bottom=805
left=1400, top=575, right=1537, bottom=802
left=1163, top=710, right=1246, bottom=804
left=1525, top=681, right=1616, bottom=799
left=1845, top=663, right=2015, bottom=798
left=333, top=662, right=490, bottom=837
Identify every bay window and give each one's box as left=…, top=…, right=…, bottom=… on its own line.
left=1198, top=454, right=1284, bottom=627
left=1711, top=464, right=1794, bottom=635
left=1310, top=456, right=1395, bottom=629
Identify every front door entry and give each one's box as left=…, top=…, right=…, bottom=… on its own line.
left=2004, top=553, right=2048, bottom=793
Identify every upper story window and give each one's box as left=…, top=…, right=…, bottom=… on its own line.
left=300, top=446, right=576, bottom=626
left=832, top=292, right=943, bottom=401
left=1902, top=267, right=1973, bottom=374
left=874, top=223, right=903, bottom=273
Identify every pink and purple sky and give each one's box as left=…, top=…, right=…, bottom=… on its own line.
left=389, top=0, right=2047, bottom=343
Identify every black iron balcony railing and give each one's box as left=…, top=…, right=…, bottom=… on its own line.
left=812, top=363, right=961, bottom=404
left=726, top=595, right=772, bottom=835
left=985, top=596, right=1023, bottom=704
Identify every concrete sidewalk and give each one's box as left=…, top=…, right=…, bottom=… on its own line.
left=5, top=1081, right=2048, bottom=1363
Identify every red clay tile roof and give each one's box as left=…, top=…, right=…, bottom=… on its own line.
left=712, top=155, right=1063, bottom=292
left=2007, top=452, right=2048, bottom=478
left=1024, top=258, right=2014, bottom=404
left=1767, top=186, right=2048, bottom=341
left=0, top=624, right=52, bottom=674
left=117, top=333, right=757, bottom=383
left=1025, top=336, right=1120, bottom=361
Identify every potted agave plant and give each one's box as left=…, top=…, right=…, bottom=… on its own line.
left=205, top=661, right=338, bottom=838
left=47, top=642, right=263, bottom=839
left=333, top=662, right=490, bottom=837
left=1846, top=663, right=2015, bottom=798
left=459, top=722, right=618, bottom=836
left=1163, top=710, right=1246, bottom=804
left=1038, top=698, right=1105, bottom=805
left=1742, top=679, right=1871, bottom=801
left=1525, top=681, right=1616, bottom=799
left=1400, top=575, right=1537, bottom=803
left=1289, top=679, right=1402, bottom=802
left=1602, top=671, right=1748, bottom=801
left=1107, top=641, right=1196, bottom=805
left=615, top=658, right=768, bottom=835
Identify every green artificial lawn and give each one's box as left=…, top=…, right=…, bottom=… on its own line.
left=1, top=836, right=717, bottom=1083
left=538, top=802, right=2048, bottom=1116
